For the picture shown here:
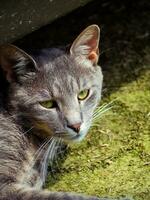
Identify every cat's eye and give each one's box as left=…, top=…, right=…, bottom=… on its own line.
left=39, top=100, right=57, bottom=109
left=78, top=89, right=89, bottom=100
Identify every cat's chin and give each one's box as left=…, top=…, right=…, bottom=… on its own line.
left=67, top=133, right=86, bottom=143
left=54, top=130, right=87, bottom=143
left=62, top=134, right=85, bottom=143
left=63, top=125, right=90, bottom=143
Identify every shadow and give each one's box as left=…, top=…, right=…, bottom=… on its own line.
left=14, top=0, right=150, bottom=97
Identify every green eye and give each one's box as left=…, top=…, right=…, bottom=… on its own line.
left=78, top=89, right=89, bottom=100
left=39, top=100, right=57, bottom=109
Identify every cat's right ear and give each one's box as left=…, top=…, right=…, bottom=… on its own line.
left=0, top=44, right=37, bottom=83
left=70, top=25, right=100, bottom=65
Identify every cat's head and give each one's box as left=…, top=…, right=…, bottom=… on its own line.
left=0, top=25, right=103, bottom=142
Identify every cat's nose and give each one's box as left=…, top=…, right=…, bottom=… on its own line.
left=67, top=123, right=81, bottom=133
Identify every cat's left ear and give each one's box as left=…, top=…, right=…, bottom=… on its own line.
left=70, top=25, right=100, bottom=65
left=0, top=44, right=37, bottom=83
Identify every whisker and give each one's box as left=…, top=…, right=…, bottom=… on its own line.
left=91, top=123, right=100, bottom=128
left=24, top=96, right=37, bottom=105
left=93, top=100, right=115, bottom=115
left=56, top=138, right=63, bottom=156
left=22, top=126, right=34, bottom=135
left=22, top=138, right=51, bottom=184
left=93, top=106, right=113, bottom=120
left=58, top=139, right=67, bottom=160
left=93, top=100, right=114, bottom=117
left=41, top=139, right=52, bottom=182
left=41, top=138, right=56, bottom=183
left=33, top=138, right=50, bottom=161
left=27, top=138, right=50, bottom=177
left=55, top=132, right=70, bottom=137
left=49, top=138, right=65, bottom=177
left=92, top=100, right=116, bottom=124
left=53, top=138, right=63, bottom=160
left=50, top=138, right=57, bottom=161
left=0, top=113, right=19, bottom=120
left=47, top=138, right=56, bottom=157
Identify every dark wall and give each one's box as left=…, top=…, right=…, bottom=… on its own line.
left=0, top=0, right=92, bottom=44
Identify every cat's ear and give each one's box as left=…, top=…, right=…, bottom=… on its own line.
left=0, top=44, right=37, bottom=83
left=70, top=25, right=100, bottom=65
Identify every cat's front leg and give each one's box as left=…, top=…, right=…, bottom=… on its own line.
left=1, top=183, right=116, bottom=200
left=1, top=190, right=130, bottom=200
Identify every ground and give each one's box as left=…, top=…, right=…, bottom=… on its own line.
left=15, top=0, right=150, bottom=199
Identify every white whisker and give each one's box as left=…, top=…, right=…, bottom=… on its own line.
left=24, top=96, right=37, bottom=105
left=93, top=100, right=114, bottom=117
left=93, top=106, right=113, bottom=120
left=92, top=100, right=115, bottom=123
left=22, top=126, right=34, bottom=135
left=26, top=138, right=50, bottom=177
left=41, top=138, right=57, bottom=183
left=0, top=114, right=19, bottom=120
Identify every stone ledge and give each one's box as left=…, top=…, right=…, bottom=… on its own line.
left=0, top=0, right=92, bottom=44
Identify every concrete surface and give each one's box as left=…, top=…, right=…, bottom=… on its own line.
left=0, top=0, right=92, bottom=44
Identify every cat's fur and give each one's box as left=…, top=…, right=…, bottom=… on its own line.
left=0, top=25, right=129, bottom=200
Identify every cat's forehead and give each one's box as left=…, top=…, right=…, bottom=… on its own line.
left=31, top=53, right=100, bottom=98
left=50, top=75, right=78, bottom=98
left=40, top=54, right=94, bottom=84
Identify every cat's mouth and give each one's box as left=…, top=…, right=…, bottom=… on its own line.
left=69, top=133, right=83, bottom=142
left=55, top=128, right=88, bottom=142
left=55, top=131, right=81, bottom=142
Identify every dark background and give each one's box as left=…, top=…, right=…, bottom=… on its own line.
left=14, top=0, right=150, bottom=97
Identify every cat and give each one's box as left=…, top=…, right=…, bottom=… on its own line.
left=0, top=25, right=130, bottom=200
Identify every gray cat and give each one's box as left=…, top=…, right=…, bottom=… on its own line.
left=0, top=25, right=130, bottom=200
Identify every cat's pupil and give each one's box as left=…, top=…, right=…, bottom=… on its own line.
left=39, top=100, right=57, bottom=109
